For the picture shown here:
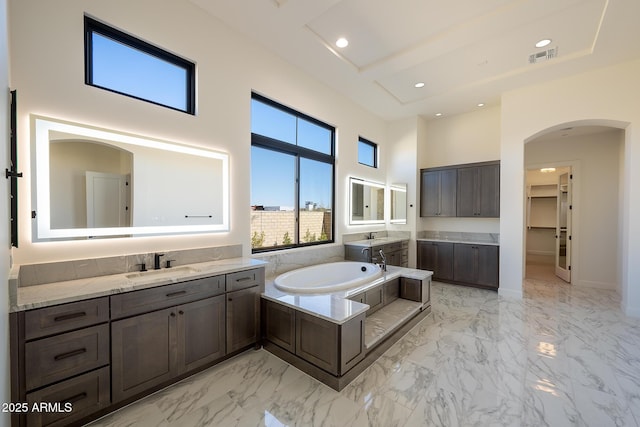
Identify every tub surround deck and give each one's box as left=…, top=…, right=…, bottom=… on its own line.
left=10, top=257, right=267, bottom=312
left=417, top=230, right=499, bottom=246
left=262, top=265, right=431, bottom=324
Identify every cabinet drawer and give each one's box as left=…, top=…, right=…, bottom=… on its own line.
left=111, top=275, right=225, bottom=319
left=384, top=242, right=402, bottom=252
left=25, top=324, right=109, bottom=391
left=227, top=268, right=264, bottom=292
left=24, top=298, right=109, bottom=340
left=26, top=366, right=110, bottom=427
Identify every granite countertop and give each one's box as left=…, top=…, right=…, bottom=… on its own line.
left=343, top=237, right=409, bottom=248
left=417, top=231, right=499, bottom=246
left=262, top=265, right=432, bottom=324
left=12, top=257, right=267, bottom=312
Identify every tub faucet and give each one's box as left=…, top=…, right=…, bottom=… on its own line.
left=361, top=247, right=370, bottom=260
left=378, top=249, right=387, bottom=271
left=154, top=253, right=165, bottom=270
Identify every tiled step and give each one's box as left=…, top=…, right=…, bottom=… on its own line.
left=364, top=299, right=422, bottom=350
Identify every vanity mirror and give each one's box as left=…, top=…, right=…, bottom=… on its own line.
left=32, top=116, right=229, bottom=240
left=349, top=177, right=385, bottom=225
left=390, top=183, right=407, bottom=224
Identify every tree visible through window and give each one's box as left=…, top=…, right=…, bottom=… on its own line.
left=250, top=94, right=334, bottom=251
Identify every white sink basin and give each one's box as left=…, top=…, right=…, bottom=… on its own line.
left=125, top=266, right=199, bottom=281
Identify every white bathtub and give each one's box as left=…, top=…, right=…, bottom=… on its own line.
left=274, top=262, right=382, bottom=293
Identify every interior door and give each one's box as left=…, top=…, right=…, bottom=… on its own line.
left=555, top=171, right=572, bottom=282
left=86, top=171, right=129, bottom=228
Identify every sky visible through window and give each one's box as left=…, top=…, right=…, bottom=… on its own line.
left=251, top=100, right=333, bottom=211
left=91, top=33, right=188, bottom=111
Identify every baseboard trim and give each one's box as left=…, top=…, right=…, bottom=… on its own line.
left=577, top=280, right=617, bottom=290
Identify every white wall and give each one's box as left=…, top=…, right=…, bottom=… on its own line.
left=501, top=59, right=640, bottom=316
left=525, top=130, right=622, bottom=289
left=9, top=0, right=386, bottom=264
left=386, top=117, right=422, bottom=266
left=418, top=105, right=501, bottom=234
left=1, top=0, right=11, bottom=423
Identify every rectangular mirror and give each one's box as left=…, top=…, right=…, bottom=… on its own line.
left=390, top=183, right=407, bottom=224
left=32, top=116, right=229, bottom=240
left=349, top=177, right=385, bottom=225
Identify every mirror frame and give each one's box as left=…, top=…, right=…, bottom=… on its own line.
left=349, top=177, right=386, bottom=225
left=32, top=116, right=230, bottom=240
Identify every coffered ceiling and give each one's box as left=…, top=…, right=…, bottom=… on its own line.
left=190, top=0, right=640, bottom=120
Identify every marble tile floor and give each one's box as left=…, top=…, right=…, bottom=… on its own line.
left=88, top=279, right=640, bottom=427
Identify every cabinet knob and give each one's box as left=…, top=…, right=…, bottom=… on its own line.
left=170, top=312, right=176, bottom=317
left=178, top=310, right=184, bottom=315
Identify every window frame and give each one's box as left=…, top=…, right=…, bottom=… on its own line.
left=358, top=136, right=378, bottom=168
left=84, top=16, right=196, bottom=115
left=251, top=93, right=335, bottom=253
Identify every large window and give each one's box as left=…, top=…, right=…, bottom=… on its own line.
left=251, top=94, right=334, bottom=252
left=84, top=16, right=196, bottom=114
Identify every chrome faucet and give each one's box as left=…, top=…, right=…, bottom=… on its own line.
left=378, top=249, right=387, bottom=271
left=361, top=247, right=370, bottom=260
left=366, top=232, right=375, bottom=240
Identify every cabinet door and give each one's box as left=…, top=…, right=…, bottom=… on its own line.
left=111, top=308, right=177, bottom=402
left=453, top=244, right=477, bottom=284
left=178, top=295, right=226, bottom=373
left=439, top=169, right=458, bottom=216
left=295, top=311, right=339, bottom=375
left=420, top=169, right=457, bottom=217
left=227, top=286, right=260, bottom=353
left=418, top=241, right=453, bottom=281
left=479, top=164, right=500, bottom=217
left=456, top=167, right=479, bottom=217
left=263, top=299, right=296, bottom=353
left=420, top=170, right=441, bottom=216
left=476, top=245, right=499, bottom=288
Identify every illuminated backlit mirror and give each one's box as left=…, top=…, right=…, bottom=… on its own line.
left=32, top=116, right=229, bottom=240
left=349, top=177, right=385, bottom=224
left=390, top=183, right=407, bottom=224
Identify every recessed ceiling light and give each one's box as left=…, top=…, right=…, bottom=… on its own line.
left=414, top=82, right=425, bottom=88
left=477, top=103, right=485, bottom=107
left=435, top=113, right=442, bottom=117
left=540, top=167, right=556, bottom=173
left=535, top=39, right=552, bottom=48
left=336, top=37, right=349, bottom=48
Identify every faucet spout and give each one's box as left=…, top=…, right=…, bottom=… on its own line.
left=154, top=253, right=165, bottom=270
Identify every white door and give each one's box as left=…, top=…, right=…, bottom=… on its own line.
left=86, top=171, right=129, bottom=228
left=555, top=171, right=572, bottom=282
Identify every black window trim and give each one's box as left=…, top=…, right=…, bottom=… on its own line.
left=84, top=15, right=196, bottom=115
left=251, top=93, right=336, bottom=253
left=358, top=136, right=378, bottom=168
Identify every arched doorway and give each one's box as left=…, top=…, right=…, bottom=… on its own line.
left=523, top=122, right=626, bottom=291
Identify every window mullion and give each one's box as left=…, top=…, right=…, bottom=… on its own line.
left=295, top=155, right=300, bottom=245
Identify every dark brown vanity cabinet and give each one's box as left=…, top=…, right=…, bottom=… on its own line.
left=453, top=244, right=499, bottom=289
left=417, top=240, right=454, bottom=281
left=420, top=169, right=457, bottom=217
left=226, top=286, right=260, bottom=353
left=111, top=294, right=226, bottom=402
left=10, top=297, right=111, bottom=427
left=226, top=268, right=264, bottom=353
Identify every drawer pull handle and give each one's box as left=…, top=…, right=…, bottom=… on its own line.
left=53, top=311, right=87, bottom=322
left=235, top=276, right=253, bottom=282
left=166, top=290, right=187, bottom=298
left=61, top=392, right=87, bottom=405
left=54, top=348, right=87, bottom=361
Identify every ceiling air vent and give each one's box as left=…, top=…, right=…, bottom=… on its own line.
left=529, top=47, right=558, bottom=64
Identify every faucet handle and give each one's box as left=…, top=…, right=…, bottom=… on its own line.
left=166, top=259, right=175, bottom=268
